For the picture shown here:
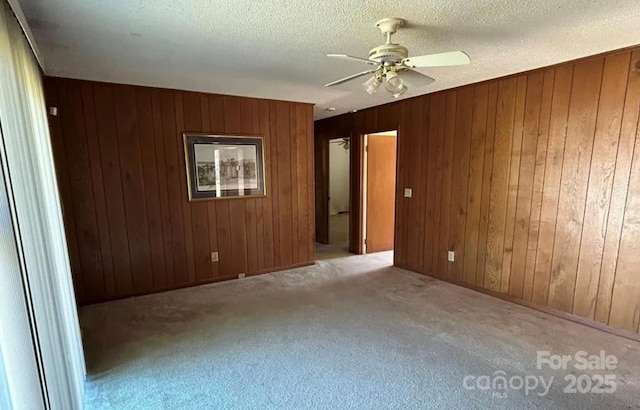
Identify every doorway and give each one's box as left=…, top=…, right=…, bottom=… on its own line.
left=316, top=136, right=352, bottom=259
left=362, top=131, right=398, bottom=254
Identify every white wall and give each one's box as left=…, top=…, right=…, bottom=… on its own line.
left=329, top=139, right=349, bottom=215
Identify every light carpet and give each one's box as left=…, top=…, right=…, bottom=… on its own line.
left=81, top=252, right=640, bottom=409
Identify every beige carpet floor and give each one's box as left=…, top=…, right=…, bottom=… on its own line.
left=81, top=252, right=640, bottom=409
left=316, top=213, right=351, bottom=260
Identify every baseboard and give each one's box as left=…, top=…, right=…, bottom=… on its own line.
left=394, top=263, right=640, bottom=343
left=81, top=261, right=316, bottom=306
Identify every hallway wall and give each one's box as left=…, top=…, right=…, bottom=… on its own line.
left=329, top=140, right=350, bottom=215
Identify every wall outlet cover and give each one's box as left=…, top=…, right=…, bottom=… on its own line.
left=238, top=273, right=246, bottom=279
left=211, top=251, right=219, bottom=262
left=404, top=188, right=412, bottom=198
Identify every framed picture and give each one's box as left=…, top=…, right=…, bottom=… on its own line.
left=183, top=133, right=266, bottom=200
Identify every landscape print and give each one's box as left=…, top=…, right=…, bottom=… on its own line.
left=194, top=144, right=258, bottom=192
left=184, top=134, right=265, bottom=200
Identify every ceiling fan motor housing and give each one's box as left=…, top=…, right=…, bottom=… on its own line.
left=368, top=44, right=408, bottom=64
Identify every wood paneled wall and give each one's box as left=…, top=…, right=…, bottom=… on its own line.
left=45, top=77, right=315, bottom=305
left=316, top=47, right=640, bottom=335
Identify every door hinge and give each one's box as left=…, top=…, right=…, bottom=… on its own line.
left=364, top=238, right=367, bottom=245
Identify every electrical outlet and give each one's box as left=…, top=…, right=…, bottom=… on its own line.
left=447, top=251, right=455, bottom=262
left=238, top=273, right=246, bottom=279
left=211, top=251, right=219, bottom=262
left=404, top=188, right=412, bottom=198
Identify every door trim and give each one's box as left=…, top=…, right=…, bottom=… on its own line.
left=314, top=135, right=330, bottom=244
left=348, top=131, right=364, bottom=254
left=361, top=134, right=368, bottom=254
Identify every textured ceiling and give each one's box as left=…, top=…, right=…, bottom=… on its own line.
left=16, top=0, right=640, bottom=120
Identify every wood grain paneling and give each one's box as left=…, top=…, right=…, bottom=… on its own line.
left=58, top=80, right=105, bottom=300
left=416, top=101, right=430, bottom=272
left=406, top=99, right=423, bottom=268
left=485, top=78, right=517, bottom=292
left=439, top=92, right=457, bottom=280
left=315, top=46, right=640, bottom=335
left=151, top=90, right=176, bottom=284
left=522, top=68, right=555, bottom=302
left=475, top=83, right=499, bottom=288
left=431, top=96, right=445, bottom=276
left=508, top=72, right=542, bottom=298
left=422, top=95, right=440, bottom=273
left=94, top=84, right=134, bottom=297
left=174, top=93, right=197, bottom=283
left=609, top=125, right=640, bottom=332
left=463, top=84, right=488, bottom=285
left=608, top=51, right=640, bottom=332
left=113, top=85, right=154, bottom=293
left=450, top=87, right=473, bottom=282
left=573, top=53, right=629, bottom=319
left=596, top=51, right=640, bottom=325
left=395, top=103, right=409, bottom=264
left=46, top=77, right=314, bottom=305
left=548, top=58, right=603, bottom=312
left=500, top=76, right=527, bottom=294
left=532, top=65, right=573, bottom=306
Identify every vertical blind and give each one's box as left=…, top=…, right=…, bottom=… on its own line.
left=0, top=130, right=43, bottom=408
left=0, top=1, right=85, bottom=408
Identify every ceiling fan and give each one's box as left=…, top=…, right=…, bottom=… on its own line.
left=324, top=18, right=471, bottom=98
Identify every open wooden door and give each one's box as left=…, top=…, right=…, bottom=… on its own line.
left=365, top=133, right=397, bottom=253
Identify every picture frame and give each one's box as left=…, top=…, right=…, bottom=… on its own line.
left=183, top=133, right=266, bottom=201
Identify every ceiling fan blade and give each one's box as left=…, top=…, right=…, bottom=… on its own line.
left=324, top=70, right=376, bottom=87
left=403, top=51, right=471, bottom=68
left=399, top=68, right=436, bottom=87
left=327, top=54, right=379, bottom=66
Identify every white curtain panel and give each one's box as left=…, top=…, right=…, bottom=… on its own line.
left=0, top=1, right=85, bottom=409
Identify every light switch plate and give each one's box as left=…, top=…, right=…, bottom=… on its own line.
left=404, top=188, right=412, bottom=198
left=211, top=251, right=219, bottom=262
left=448, top=251, right=455, bottom=262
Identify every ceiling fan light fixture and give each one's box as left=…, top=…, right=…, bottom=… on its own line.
left=362, top=75, right=381, bottom=95
left=385, top=71, right=404, bottom=94
left=391, top=85, right=407, bottom=99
